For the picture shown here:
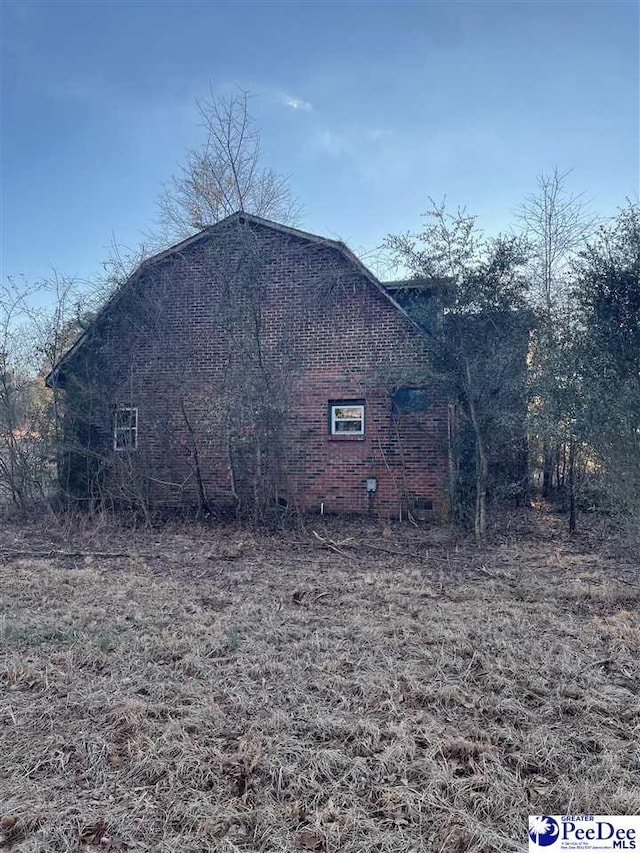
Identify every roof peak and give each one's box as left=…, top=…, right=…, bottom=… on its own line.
left=145, top=212, right=346, bottom=270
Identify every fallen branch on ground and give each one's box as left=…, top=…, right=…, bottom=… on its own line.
left=0, top=550, right=153, bottom=561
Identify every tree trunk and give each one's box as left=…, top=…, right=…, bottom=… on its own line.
left=568, top=437, right=576, bottom=534
left=180, top=400, right=210, bottom=517
left=464, top=361, right=488, bottom=545
left=560, top=441, right=568, bottom=491
left=474, top=434, right=488, bottom=545
left=542, top=441, right=553, bottom=498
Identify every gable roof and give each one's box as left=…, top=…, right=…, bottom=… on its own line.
left=46, top=212, right=424, bottom=387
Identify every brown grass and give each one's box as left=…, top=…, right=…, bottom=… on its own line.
left=1, top=510, right=639, bottom=852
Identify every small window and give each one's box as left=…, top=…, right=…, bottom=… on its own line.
left=114, top=407, right=138, bottom=451
left=329, top=400, right=365, bottom=436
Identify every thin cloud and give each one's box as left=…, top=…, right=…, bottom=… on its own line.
left=283, top=95, right=313, bottom=112
left=365, top=128, right=394, bottom=142
left=311, top=126, right=394, bottom=160
left=314, top=129, right=353, bottom=158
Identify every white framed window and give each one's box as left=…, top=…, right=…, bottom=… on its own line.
left=114, top=407, right=138, bottom=451
left=329, top=400, right=365, bottom=436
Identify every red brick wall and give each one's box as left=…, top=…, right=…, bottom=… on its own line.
left=282, top=372, right=449, bottom=518
left=64, top=219, right=451, bottom=518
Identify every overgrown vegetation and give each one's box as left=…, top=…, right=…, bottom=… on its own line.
left=50, top=220, right=299, bottom=522
left=573, top=203, right=640, bottom=519
left=2, top=198, right=638, bottom=533
left=385, top=188, right=638, bottom=539
left=386, top=201, right=532, bottom=541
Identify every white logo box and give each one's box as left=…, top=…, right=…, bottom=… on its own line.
left=529, top=816, right=639, bottom=851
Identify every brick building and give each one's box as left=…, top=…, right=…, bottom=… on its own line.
left=48, top=213, right=452, bottom=519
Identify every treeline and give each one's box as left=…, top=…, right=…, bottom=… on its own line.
left=385, top=184, right=639, bottom=539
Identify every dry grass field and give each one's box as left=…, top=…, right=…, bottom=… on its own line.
left=1, top=510, right=639, bottom=852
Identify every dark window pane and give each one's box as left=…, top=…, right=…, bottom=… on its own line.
left=392, top=387, right=429, bottom=413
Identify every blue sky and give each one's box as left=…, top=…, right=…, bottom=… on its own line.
left=2, top=0, right=638, bottom=286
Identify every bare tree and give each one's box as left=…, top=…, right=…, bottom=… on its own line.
left=518, top=169, right=596, bottom=504
left=0, top=280, right=35, bottom=508
left=518, top=167, right=596, bottom=314
left=157, top=87, right=300, bottom=240
left=0, top=275, right=86, bottom=510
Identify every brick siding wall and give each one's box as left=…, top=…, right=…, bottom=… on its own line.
left=62, top=219, right=451, bottom=519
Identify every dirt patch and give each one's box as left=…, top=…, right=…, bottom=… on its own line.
left=1, top=512, right=638, bottom=851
